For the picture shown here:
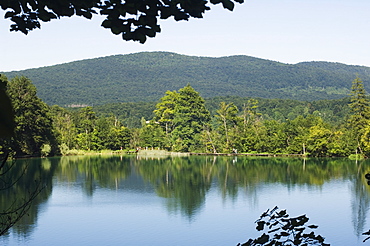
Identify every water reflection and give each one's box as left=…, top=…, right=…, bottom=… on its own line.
left=1, top=155, right=370, bottom=244
left=0, top=157, right=58, bottom=237
left=351, top=160, right=370, bottom=237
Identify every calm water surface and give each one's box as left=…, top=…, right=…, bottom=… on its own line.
left=0, top=155, right=370, bottom=245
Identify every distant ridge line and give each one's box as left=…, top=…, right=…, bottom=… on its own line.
left=4, top=51, right=370, bottom=106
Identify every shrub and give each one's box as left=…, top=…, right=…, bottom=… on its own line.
left=40, top=144, right=51, bottom=157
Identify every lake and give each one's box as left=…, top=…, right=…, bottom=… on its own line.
left=0, top=155, right=369, bottom=245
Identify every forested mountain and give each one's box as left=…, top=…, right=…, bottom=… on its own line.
left=4, top=52, right=370, bottom=106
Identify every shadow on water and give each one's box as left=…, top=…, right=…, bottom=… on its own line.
left=2, top=155, right=370, bottom=243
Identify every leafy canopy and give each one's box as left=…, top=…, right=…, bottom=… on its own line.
left=1, top=0, right=243, bottom=43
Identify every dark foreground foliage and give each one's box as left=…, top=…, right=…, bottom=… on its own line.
left=238, top=206, right=330, bottom=246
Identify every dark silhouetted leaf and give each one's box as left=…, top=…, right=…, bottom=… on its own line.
left=256, top=221, right=265, bottom=231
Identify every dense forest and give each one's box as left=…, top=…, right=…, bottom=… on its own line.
left=93, top=96, right=350, bottom=128
left=3, top=52, right=370, bottom=106
left=1, top=74, right=369, bottom=158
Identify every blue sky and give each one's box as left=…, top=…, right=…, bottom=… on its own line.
left=1, top=0, right=370, bottom=72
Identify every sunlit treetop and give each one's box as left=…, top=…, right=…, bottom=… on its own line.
left=1, top=0, right=243, bottom=43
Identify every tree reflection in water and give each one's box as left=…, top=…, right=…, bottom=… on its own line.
left=2, top=155, right=370, bottom=243
left=0, top=157, right=57, bottom=237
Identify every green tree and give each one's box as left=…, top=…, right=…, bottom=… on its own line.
left=305, top=122, right=332, bottom=157
left=257, top=120, right=287, bottom=154
left=50, top=105, right=77, bottom=150
left=0, top=75, right=15, bottom=139
left=151, top=85, right=211, bottom=152
left=74, top=107, right=97, bottom=150
left=347, top=77, right=370, bottom=155
left=283, top=115, right=322, bottom=155
left=106, top=126, right=131, bottom=150
left=236, top=99, right=263, bottom=153
left=326, top=129, right=352, bottom=157
left=215, top=102, right=239, bottom=152
left=348, top=77, right=370, bottom=132
left=200, top=125, right=219, bottom=153
left=241, top=98, right=261, bottom=132
left=4, top=76, right=58, bottom=156
left=171, top=84, right=211, bottom=152
left=154, top=90, right=178, bottom=137
left=139, top=122, right=166, bottom=148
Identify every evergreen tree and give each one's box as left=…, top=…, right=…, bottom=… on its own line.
left=348, top=77, right=370, bottom=155
left=348, top=77, right=370, bottom=132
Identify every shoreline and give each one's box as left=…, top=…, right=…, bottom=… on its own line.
left=12, top=149, right=361, bottom=159
left=189, top=152, right=305, bottom=157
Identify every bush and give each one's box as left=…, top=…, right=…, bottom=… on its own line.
left=59, top=144, right=69, bottom=156
left=40, top=144, right=51, bottom=157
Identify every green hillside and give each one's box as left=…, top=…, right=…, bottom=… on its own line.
left=4, top=52, right=370, bottom=106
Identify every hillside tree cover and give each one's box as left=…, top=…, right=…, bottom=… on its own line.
left=5, top=52, right=370, bottom=106
left=93, top=95, right=351, bottom=128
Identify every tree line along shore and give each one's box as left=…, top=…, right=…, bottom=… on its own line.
left=1, top=74, right=369, bottom=159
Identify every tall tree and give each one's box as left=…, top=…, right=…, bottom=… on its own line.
left=0, top=75, right=15, bottom=140
left=305, top=120, right=332, bottom=157
left=139, top=122, right=166, bottom=149
left=4, top=76, right=58, bottom=156
left=241, top=98, right=261, bottom=132
left=171, top=84, right=210, bottom=152
left=74, top=107, right=97, bottom=150
left=95, top=116, right=131, bottom=150
left=50, top=105, right=77, bottom=150
left=215, top=102, right=239, bottom=151
left=348, top=77, right=370, bottom=132
left=154, top=90, right=178, bottom=136
left=348, top=77, right=370, bottom=155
